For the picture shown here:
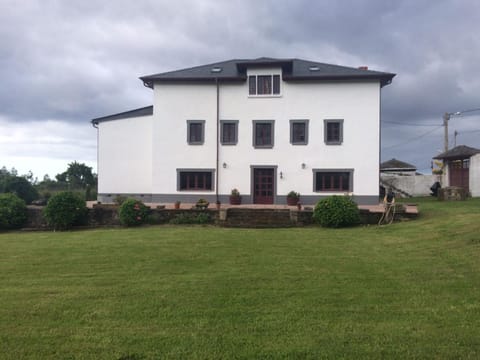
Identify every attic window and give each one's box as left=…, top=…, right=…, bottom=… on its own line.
left=309, top=66, right=320, bottom=71
left=210, top=67, right=222, bottom=73
left=248, top=75, right=281, bottom=96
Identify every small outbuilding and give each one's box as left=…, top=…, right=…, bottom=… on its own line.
left=380, top=158, right=437, bottom=197
left=380, top=158, right=417, bottom=176
left=433, top=145, right=480, bottom=196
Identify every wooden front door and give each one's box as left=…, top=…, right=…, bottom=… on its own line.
left=449, top=159, right=470, bottom=191
left=253, top=168, right=275, bottom=204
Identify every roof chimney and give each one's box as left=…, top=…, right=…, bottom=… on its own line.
left=358, top=66, right=368, bottom=70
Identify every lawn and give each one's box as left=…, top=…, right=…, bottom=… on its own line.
left=1, top=198, right=479, bottom=359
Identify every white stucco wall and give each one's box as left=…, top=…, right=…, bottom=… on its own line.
left=381, top=174, right=439, bottom=197
left=470, top=154, right=480, bottom=196
left=150, top=67, right=381, bottom=202
left=97, top=115, right=153, bottom=194
left=152, top=84, right=218, bottom=196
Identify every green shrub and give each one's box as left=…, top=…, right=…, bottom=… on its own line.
left=0, top=193, right=28, bottom=230
left=118, top=199, right=150, bottom=227
left=313, top=195, right=360, bottom=228
left=43, top=191, right=88, bottom=230
left=287, top=191, right=300, bottom=198
left=169, top=212, right=211, bottom=225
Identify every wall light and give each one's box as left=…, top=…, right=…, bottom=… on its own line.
left=301, top=163, right=306, bottom=169
left=222, top=162, right=227, bottom=168
left=280, top=171, right=283, bottom=179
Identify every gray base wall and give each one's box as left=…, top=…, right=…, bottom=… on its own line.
left=98, top=193, right=380, bottom=206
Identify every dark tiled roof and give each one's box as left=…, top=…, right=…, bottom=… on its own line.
left=433, top=145, right=480, bottom=160
left=140, top=57, right=395, bottom=88
left=380, top=158, right=416, bottom=171
left=91, top=106, right=153, bottom=125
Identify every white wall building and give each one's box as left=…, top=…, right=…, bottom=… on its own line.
left=92, top=58, right=395, bottom=205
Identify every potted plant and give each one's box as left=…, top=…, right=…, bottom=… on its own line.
left=229, top=188, right=242, bottom=205
left=287, top=191, right=300, bottom=206
left=195, top=198, right=209, bottom=210
left=174, top=201, right=181, bottom=209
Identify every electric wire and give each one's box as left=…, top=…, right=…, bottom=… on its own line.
left=383, top=125, right=443, bottom=150
left=383, top=120, right=441, bottom=127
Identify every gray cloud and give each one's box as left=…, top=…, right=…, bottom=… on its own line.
left=1, top=0, right=479, bottom=174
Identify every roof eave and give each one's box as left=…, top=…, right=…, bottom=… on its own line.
left=283, top=73, right=395, bottom=87
left=91, top=105, right=154, bottom=125
left=381, top=168, right=416, bottom=171
left=139, top=76, right=247, bottom=88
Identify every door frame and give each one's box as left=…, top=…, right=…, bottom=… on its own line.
left=448, top=159, right=470, bottom=191
left=250, top=165, right=278, bottom=204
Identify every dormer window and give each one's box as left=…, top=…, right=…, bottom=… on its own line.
left=248, top=75, right=281, bottom=96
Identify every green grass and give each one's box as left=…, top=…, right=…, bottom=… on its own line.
left=1, top=198, right=480, bottom=359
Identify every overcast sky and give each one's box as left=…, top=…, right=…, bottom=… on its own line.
left=1, top=0, right=479, bottom=178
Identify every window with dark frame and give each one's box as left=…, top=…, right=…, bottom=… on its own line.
left=273, top=75, right=280, bottom=94
left=248, top=75, right=281, bottom=96
left=451, top=159, right=470, bottom=169
left=187, top=120, right=205, bottom=145
left=314, top=171, right=351, bottom=192
left=324, top=119, right=343, bottom=145
left=220, top=121, right=238, bottom=145
left=253, top=121, right=274, bottom=148
left=179, top=171, right=213, bottom=191
left=290, top=120, right=308, bottom=145
left=248, top=76, right=256, bottom=95
left=258, top=75, right=271, bottom=94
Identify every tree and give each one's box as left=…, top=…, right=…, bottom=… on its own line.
left=3, top=176, right=39, bottom=204
left=57, top=161, right=96, bottom=189
left=0, top=167, right=38, bottom=204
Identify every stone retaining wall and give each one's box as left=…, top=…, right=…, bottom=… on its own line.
left=22, top=204, right=416, bottom=230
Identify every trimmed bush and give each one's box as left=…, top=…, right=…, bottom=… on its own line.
left=119, top=199, right=150, bottom=227
left=0, top=193, right=27, bottom=230
left=43, top=191, right=88, bottom=230
left=313, top=195, right=360, bottom=228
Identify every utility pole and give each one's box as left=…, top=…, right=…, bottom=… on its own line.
left=443, top=108, right=480, bottom=152
left=443, top=112, right=450, bottom=153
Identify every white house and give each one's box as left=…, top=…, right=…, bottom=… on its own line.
left=92, top=57, right=395, bottom=205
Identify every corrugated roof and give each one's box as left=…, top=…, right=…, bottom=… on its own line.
left=380, top=158, right=416, bottom=170
left=140, top=57, right=395, bottom=88
left=91, top=105, right=153, bottom=125
left=433, top=145, right=480, bottom=160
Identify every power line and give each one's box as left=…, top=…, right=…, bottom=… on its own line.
left=457, top=108, right=480, bottom=114
left=455, top=129, right=480, bottom=134
left=383, top=120, right=441, bottom=127
left=383, top=125, right=443, bottom=150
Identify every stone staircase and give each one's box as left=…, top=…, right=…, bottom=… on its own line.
left=380, top=179, right=412, bottom=198
left=220, top=208, right=295, bottom=228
